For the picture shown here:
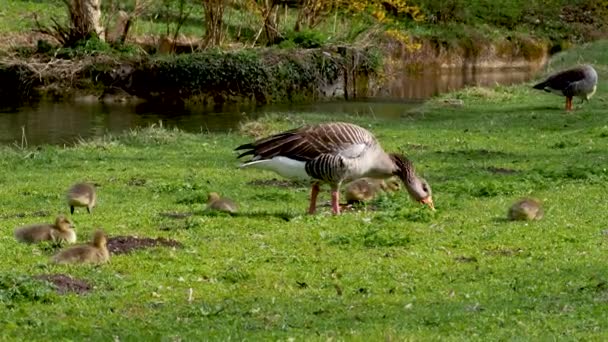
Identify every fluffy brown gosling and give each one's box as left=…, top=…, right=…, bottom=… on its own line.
left=508, top=198, right=544, bottom=221
left=206, top=192, right=238, bottom=213
left=14, top=215, right=76, bottom=244
left=345, top=177, right=401, bottom=205
left=67, top=182, right=97, bottom=214
left=52, top=230, right=110, bottom=265
left=345, top=178, right=385, bottom=204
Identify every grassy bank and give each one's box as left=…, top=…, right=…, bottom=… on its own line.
left=7, top=0, right=604, bottom=105
left=1, top=41, right=608, bottom=339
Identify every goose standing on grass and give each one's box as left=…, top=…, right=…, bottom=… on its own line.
left=67, top=182, right=96, bottom=214
left=235, top=122, right=434, bottom=215
left=532, top=64, right=598, bottom=111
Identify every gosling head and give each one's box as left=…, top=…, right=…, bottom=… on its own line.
left=390, top=153, right=434, bottom=210
left=55, top=215, right=74, bottom=231
left=92, top=229, right=107, bottom=249
left=383, top=177, right=401, bottom=192
left=207, top=192, right=221, bottom=204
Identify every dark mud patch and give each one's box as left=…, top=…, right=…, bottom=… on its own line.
left=435, top=149, right=514, bottom=159
left=127, top=177, right=147, bottom=186
left=486, top=166, right=518, bottom=174
left=247, top=178, right=306, bottom=188
left=483, top=247, right=524, bottom=257
left=34, top=274, right=92, bottom=295
left=319, top=202, right=379, bottom=212
left=0, top=210, right=51, bottom=220
left=159, top=211, right=193, bottom=219
left=107, top=236, right=183, bottom=255
left=454, top=256, right=478, bottom=263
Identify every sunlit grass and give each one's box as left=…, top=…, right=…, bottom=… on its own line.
left=1, top=41, right=608, bottom=340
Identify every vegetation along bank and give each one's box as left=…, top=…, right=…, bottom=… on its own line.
left=0, top=0, right=607, bottom=107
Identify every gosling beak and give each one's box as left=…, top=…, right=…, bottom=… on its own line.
left=420, top=196, right=435, bottom=211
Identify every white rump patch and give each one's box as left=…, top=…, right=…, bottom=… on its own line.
left=241, top=157, right=310, bottom=180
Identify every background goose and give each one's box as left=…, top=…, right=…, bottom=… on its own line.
left=532, top=64, right=598, bottom=111
left=235, top=122, right=433, bottom=215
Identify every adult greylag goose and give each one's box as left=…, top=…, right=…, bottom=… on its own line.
left=235, top=122, right=433, bottom=215
left=532, top=64, right=598, bottom=111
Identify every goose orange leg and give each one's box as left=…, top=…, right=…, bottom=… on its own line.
left=565, top=96, right=573, bottom=111
left=331, top=187, right=340, bottom=215
left=308, top=183, right=320, bottom=214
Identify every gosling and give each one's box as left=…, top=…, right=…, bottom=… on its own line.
left=52, top=230, right=110, bottom=265
left=380, top=177, right=401, bottom=192
left=206, top=192, right=238, bottom=213
left=14, top=215, right=76, bottom=244
left=345, top=177, right=401, bottom=205
left=67, top=182, right=96, bottom=214
left=507, top=198, right=544, bottom=221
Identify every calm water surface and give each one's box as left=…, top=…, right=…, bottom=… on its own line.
left=0, top=67, right=538, bottom=145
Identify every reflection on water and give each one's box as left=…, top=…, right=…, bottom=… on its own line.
left=0, top=66, right=538, bottom=145
left=0, top=100, right=421, bottom=145
left=375, top=67, right=536, bottom=99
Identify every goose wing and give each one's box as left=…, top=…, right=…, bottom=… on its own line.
left=534, top=67, right=588, bottom=91
left=235, top=122, right=376, bottom=162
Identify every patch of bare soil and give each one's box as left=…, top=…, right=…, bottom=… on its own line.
left=127, top=177, right=147, bottom=186
left=107, top=236, right=183, bottom=255
left=486, top=166, right=518, bottom=174
left=34, top=274, right=92, bottom=295
left=247, top=178, right=305, bottom=188
left=159, top=211, right=192, bottom=219
left=0, top=210, right=50, bottom=219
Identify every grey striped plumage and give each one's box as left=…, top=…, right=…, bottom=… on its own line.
left=236, top=122, right=434, bottom=214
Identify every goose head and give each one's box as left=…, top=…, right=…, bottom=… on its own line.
left=389, top=153, right=434, bottom=210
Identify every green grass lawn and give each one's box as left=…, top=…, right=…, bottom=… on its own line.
left=1, top=41, right=608, bottom=340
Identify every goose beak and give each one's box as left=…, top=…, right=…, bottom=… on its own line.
left=420, top=196, right=435, bottom=211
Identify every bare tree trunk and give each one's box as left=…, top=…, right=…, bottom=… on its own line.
left=263, top=0, right=280, bottom=45
left=203, top=0, right=229, bottom=48
left=80, top=0, right=104, bottom=40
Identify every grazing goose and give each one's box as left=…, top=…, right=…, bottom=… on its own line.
left=507, top=198, right=543, bottom=221
left=532, top=64, right=598, bottom=111
left=67, top=182, right=97, bottom=214
left=14, top=215, right=77, bottom=244
left=206, top=192, right=239, bottom=214
left=52, top=230, right=110, bottom=265
left=235, top=122, right=433, bottom=215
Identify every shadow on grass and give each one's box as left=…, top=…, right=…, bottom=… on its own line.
left=199, top=210, right=299, bottom=222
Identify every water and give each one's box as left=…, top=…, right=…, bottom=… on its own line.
left=0, top=66, right=538, bottom=146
